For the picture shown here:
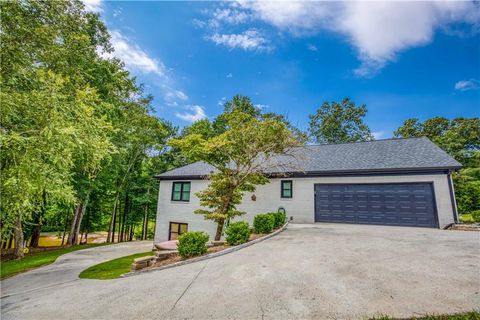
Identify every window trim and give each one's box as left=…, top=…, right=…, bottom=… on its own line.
left=281, top=180, right=293, bottom=198
left=171, top=181, right=191, bottom=202
left=168, top=221, right=188, bottom=240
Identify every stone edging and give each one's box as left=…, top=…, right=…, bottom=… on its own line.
left=122, top=222, right=289, bottom=278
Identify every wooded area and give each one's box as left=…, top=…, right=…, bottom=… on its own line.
left=1, top=1, right=478, bottom=260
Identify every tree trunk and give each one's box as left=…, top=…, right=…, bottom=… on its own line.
left=214, top=219, right=225, bottom=241
left=13, top=215, right=24, bottom=259
left=7, top=234, right=13, bottom=249
left=73, top=194, right=90, bottom=245
left=142, top=204, right=149, bottom=240
left=30, top=191, right=47, bottom=248
left=30, top=225, right=41, bottom=248
left=67, top=203, right=83, bottom=245
left=107, top=193, right=120, bottom=243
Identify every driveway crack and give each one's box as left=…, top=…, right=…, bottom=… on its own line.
left=168, top=263, right=207, bottom=313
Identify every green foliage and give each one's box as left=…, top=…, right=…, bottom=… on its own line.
left=471, top=210, right=480, bottom=222
left=270, top=212, right=287, bottom=228
left=0, top=0, right=176, bottom=256
left=253, top=214, right=275, bottom=234
left=79, top=251, right=154, bottom=280
left=308, top=97, right=373, bottom=144
left=169, top=95, right=302, bottom=240
left=177, top=231, right=209, bottom=258
left=453, top=168, right=480, bottom=216
left=225, top=221, right=251, bottom=245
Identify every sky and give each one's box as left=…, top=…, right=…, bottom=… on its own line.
left=86, top=0, right=479, bottom=139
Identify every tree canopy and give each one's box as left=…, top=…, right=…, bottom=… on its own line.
left=308, top=97, right=373, bottom=144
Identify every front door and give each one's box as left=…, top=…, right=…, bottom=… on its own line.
left=169, top=222, right=188, bottom=240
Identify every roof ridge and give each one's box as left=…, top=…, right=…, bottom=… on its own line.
left=304, top=136, right=426, bottom=147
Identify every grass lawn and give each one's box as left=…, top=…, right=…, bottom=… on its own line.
left=370, top=310, right=480, bottom=320
left=79, top=251, right=154, bottom=280
left=1, top=243, right=108, bottom=279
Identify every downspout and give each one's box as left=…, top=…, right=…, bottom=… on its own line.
left=447, top=170, right=459, bottom=224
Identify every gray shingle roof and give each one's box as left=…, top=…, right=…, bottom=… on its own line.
left=156, top=137, right=461, bottom=179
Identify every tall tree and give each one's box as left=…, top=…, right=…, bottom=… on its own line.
left=308, top=97, right=373, bottom=144
left=170, top=97, right=302, bottom=240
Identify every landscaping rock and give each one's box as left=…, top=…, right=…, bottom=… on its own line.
left=131, top=256, right=156, bottom=271
left=155, top=250, right=178, bottom=261
left=154, top=240, right=178, bottom=251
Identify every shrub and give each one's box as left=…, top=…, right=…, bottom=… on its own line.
left=253, top=213, right=275, bottom=234
left=471, top=210, right=480, bottom=222
left=177, top=231, right=209, bottom=258
left=225, top=221, right=251, bottom=245
left=270, top=211, right=287, bottom=228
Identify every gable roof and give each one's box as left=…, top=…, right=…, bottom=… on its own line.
left=156, top=137, right=462, bottom=179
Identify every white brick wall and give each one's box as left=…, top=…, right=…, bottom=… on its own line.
left=154, top=174, right=455, bottom=242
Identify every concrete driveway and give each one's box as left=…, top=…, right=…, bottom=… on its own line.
left=1, top=224, right=479, bottom=320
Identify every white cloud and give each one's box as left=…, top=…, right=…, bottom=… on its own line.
left=226, top=73, right=233, bottom=78
left=212, top=8, right=249, bottom=25
left=83, top=0, right=103, bottom=13
left=209, top=29, right=271, bottom=52
left=176, top=105, right=207, bottom=122
left=165, top=89, right=188, bottom=101
left=106, top=31, right=165, bottom=76
left=307, top=44, right=318, bottom=52
left=455, top=79, right=480, bottom=91
left=372, top=131, right=385, bottom=140
left=215, top=1, right=480, bottom=76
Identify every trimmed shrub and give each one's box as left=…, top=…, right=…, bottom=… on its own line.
left=471, top=210, right=480, bottom=222
left=177, top=231, right=209, bottom=258
left=225, top=221, right=251, bottom=245
left=270, top=211, right=287, bottom=228
left=253, top=213, right=275, bottom=234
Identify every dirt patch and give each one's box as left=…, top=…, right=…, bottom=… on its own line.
left=447, top=224, right=480, bottom=231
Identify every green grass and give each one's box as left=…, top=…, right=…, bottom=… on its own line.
left=369, top=310, right=480, bottom=320
left=79, top=251, right=154, bottom=280
left=1, top=243, right=108, bottom=279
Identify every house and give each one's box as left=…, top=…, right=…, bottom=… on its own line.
left=154, top=137, right=461, bottom=242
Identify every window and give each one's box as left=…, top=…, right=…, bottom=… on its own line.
left=281, top=180, right=293, bottom=198
left=169, top=222, right=188, bottom=240
left=171, top=182, right=191, bottom=201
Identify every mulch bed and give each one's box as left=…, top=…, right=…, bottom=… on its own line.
left=446, top=224, right=480, bottom=231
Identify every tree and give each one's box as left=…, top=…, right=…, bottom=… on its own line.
left=0, top=0, right=175, bottom=256
left=308, top=97, right=373, bottom=144
left=169, top=97, right=302, bottom=240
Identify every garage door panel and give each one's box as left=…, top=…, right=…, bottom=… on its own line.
left=314, top=183, right=438, bottom=228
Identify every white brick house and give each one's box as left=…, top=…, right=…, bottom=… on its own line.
left=154, top=138, right=461, bottom=242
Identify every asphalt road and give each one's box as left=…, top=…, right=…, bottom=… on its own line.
left=1, top=224, right=479, bottom=320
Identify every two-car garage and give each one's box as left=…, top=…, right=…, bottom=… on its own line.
left=314, top=183, right=439, bottom=228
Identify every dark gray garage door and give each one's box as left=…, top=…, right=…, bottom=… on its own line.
left=314, top=183, right=438, bottom=228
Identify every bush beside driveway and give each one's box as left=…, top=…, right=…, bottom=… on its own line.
left=1, top=224, right=479, bottom=320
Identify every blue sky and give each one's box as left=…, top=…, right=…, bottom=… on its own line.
left=86, top=1, right=480, bottom=139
